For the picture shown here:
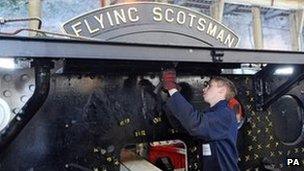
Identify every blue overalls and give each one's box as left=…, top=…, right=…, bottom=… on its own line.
left=166, top=92, right=239, bottom=171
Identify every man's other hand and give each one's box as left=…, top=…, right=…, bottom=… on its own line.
left=162, top=69, right=177, bottom=91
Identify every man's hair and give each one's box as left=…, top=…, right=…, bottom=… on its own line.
left=211, top=76, right=237, bottom=100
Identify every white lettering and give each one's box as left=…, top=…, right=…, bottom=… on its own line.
left=224, top=34, right=235, bottom=48
left=94, top=14, right=105, bottom=29
left=188, top=13, right=196, bottom=27
left=71, top=21, right=82, bottom=36
left=197, top=17, right=206, bottom=31
left=294, top=159, right=300, bottom=165
left=207, top=22, right=217, bottom=37
left=216, top=29, right=225, bottom=42
left=113, top=9, right=127, bottom=25
left=153, top=7, right=162, bottom=21
left=84, top=19, right=99, bottom=34
left=176, top=11, right=186, bottom=24
left=106, top=12, right=114, bottom=26
left=128, top=7, right=139, bottom=22
left=287, top=159, right=300, bottom=165
left=287, top=159, right=293, bottom=165
left=67, top=6, right=238, bottom=48
left=165, top=8, right=174, bottom=23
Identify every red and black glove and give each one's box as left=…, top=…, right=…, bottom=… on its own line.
left=162, top=69, right=177, bottom=91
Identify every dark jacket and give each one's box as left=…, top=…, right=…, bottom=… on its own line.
left=166, top=92, right=239, bottom=171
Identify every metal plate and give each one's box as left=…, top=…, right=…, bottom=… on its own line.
left=0, top=68, right=35, bottom=119
left=0, top=98, right=10, bottom=131
left=62, top=2, right=239, bottom=47
left=1, top=36, right=304, bottom=64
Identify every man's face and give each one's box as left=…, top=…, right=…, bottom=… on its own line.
left=202, top=80, right=225, bottom=104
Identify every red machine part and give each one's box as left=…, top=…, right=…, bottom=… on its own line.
left=148, top=143, right=186, bottom=169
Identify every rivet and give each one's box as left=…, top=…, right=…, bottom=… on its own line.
left=13, top=108, right=20, bottom=114
left=29, top=84, right=35, bottom=92
left=16, top=116, right=21, bottom=121
left=20, top=74, right=30, bottom=82
left=20, top=95, right=28, bottom=103
left=3, top=90, right=12, bottom=97
left=3, top=74, right=12, bottom=82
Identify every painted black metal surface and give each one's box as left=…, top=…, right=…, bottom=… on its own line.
left=62, top=59, right=240, bottom=75
left=0, top=1, right=303, bottom=168
left=0, top=70, right=303, bottom=170
left=0, top=73, right=201, bottom=170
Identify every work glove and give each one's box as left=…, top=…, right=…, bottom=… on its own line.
left=162, top=69, right=177, bottom=91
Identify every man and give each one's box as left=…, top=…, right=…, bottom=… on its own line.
left=162, top=69, right=239, bottom=171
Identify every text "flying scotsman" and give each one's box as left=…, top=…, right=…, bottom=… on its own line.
left=62, top=3, right=239, bottom=47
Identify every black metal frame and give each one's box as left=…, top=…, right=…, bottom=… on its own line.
left=0, top=36, right=304, bottom=64
left=0, top=59, right=53, bottom=151
left=0, top=35, right=304, bottom=150
left=0, top=35, right=303, bottom=170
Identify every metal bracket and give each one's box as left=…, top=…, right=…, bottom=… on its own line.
left=0, top=59, right=54, bottom=152
left=211, top=50, right=224, bottom=63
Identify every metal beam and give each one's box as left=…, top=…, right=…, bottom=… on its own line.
left=28, top=0, right=41, bottom=37
left=225, top=0, right=304, bottom=10
left=264, top=9, right=287, bottom=20
left=224, top=4, right=239, bottom=14
left=0, top=36, right=304, bottom=64
left=252, top=6, right=264, bottom=49
left=210, top=0, right=225, bottom=22
left=290, top=9, right=304, bottom=51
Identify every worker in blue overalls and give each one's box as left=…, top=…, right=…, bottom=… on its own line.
left=162, top=69, right=239, bottom=171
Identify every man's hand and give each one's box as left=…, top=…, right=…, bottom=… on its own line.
left=162, top=69, right=177, bottom=91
